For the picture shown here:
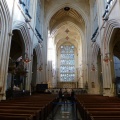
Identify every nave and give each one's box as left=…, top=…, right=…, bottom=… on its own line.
left=1, top=0, right=120, bottom=119
left=0, top=93, right=120, bottom=120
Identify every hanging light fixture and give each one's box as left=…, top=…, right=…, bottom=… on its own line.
left=8, top=57, right=16, bottom=73
left=85, top=81, right=88, bottom=89
left=91, top=64, right=97, bottom=71
left=103, top=53, right=112, bottom=64
left=23, top=53, right=31, bottom=64
left=37, top=64, right=43, bottom=72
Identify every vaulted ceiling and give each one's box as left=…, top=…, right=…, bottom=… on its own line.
left=45, top=0, right=90, bottom=49
left=49, top=7, right=85, bottom=32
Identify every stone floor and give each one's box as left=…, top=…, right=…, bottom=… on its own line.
left=47, top=102, right=81, bottom=120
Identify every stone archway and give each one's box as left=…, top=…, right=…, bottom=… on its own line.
left=6, top=21, right=33, bottom=98
left=12, top=21, right=33, bottom=91
left=7, top=30, right=25, bottom=99
left=109, top=29, right=120, bottom=96
left=10, top=30, right=25, bottom=59
left=102, top=19, right=120, bottom=96
left=0, top=0, right=11, bottom=100
left=45, top=2, right=90, bottom=88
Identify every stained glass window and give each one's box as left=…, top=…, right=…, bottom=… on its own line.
left=60, top=45, right=75, bottom=81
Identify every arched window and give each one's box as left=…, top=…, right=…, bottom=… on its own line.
left=60, top=45, right=75, bottom=81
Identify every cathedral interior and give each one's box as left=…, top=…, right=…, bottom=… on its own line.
left=0, top=0, right=120, bottom=119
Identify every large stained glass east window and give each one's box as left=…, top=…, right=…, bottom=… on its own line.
left=60, top=45, right=75, bottom=81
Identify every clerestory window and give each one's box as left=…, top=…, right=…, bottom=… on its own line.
left=19, top=0, right=31, bottom=19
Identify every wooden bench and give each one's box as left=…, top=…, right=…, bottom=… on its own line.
left=91, top=116, right=120, bottom=120
left=76, top=95, right=120, bottom=120
left=0, top=94, right=57, bottom=120
left=0, top=109, right=39, bottom=120
left=0, top=114, right=33, bottom=120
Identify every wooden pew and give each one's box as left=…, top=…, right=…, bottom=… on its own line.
left=0, top=94, right=57, bottom=120
left=91, top=116, right=120, bottom=120
left=76, top=95, right=120, bottom=120
left=0, top=114, right=33, bottom=120
left=0, top=109, right=39, bottom=120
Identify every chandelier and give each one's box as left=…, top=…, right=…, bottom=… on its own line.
left=23, top=53, right=31, bottom=64
left=103, top=54, right=111, bottom=64
left=8, top=58, right=16, bottom=74
left=91, top=64, right=97, bottom=71
left=37, top=64, right=43, bottom=72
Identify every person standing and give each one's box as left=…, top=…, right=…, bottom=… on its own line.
left=58, top=88, right=63, bottom=102
left=63, top=88, right=69, bottom=106
left=71, top=89, right=75, bottom=104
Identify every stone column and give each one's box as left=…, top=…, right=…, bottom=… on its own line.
left=102, top=55, right=114, bottom=96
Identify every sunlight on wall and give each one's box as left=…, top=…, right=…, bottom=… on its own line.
left=6, top=0, right=14, bottom=15
left=48, top=31, right=56, bottom=68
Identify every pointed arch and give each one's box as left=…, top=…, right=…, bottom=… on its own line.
left=101, top=19, right=120, bottom=89
left=12, top=21, right=32, bottom=54
left=0, top=0, right=11, bottom=100
left=12, top=21, right=33, bottom=90
left=102, top=19, right=120, bottom=54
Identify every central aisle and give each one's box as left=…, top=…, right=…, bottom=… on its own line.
left=54, top=105, right=74, bottom=120
left=49, top=102, right=79, bottom=120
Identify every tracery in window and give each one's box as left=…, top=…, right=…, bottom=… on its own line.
left=60, top=45, right=75, bottom=82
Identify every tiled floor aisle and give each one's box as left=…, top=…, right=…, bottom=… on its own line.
left=53, top=103, right=77, bottom=120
